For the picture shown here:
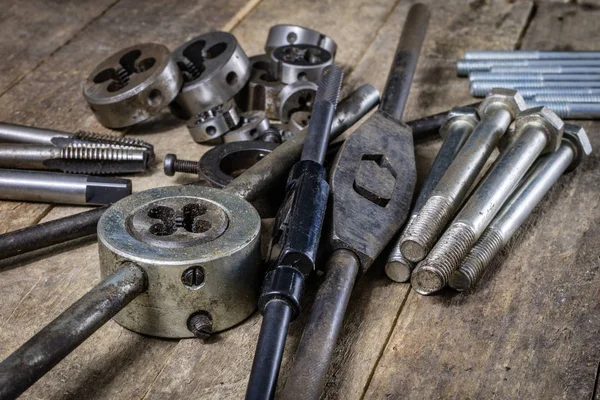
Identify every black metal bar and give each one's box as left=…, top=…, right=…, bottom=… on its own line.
left=379, top=3, right=431, bottom=121
left=409, top=102, right=481, bottom=142
left=0, top=263, right=147, bottom=399
left=245, top=299, right=293, bottom=400
left=0, top=206, right=107, bottom=261
left=280, top=249, right=360, bottom=400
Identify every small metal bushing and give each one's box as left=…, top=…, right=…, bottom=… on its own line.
left=223, top=111, right=270, bottom=143
left=278, top=80, right=318, bottom=122
left=97, top=185, right=261, bottom=338
left=265, top=25, right=337, bottom=56
left=199, top=141, right=278, bottom=187
left=171, top=32, right=250, bottom=119
left=246, top=55, right=284, bottom=119
left=83, top=43, right=183, bottom=128
left=186, top=100, right=241, bottom=143
left=271, top=44, right=334, bottom=85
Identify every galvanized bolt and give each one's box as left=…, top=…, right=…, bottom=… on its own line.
left=457, top=59, right=600, bottom=77
left=412, top=106, right=564, bottom=295
left=518, top=88, right=600, bottom=98
left=491, top=66, right=600, bottom=74
left=525, top=101, right=600, bottom=119
left=181, top=266, right=205, bottom=288
left=534, top=94, right=600, bottom=103
left=385, top=107, right=479, bottom=282
left=449, top=124, right=591, bottom=291
left=469, top=72, right=600, bottom=82
left=187, top=312, right=213, bottom=339
left=464, top=50, right=600, bottom=61
left=400, top=89, right=525, bottom=264
left=470, top=81, right=600, bottom=97
left=164, top=153, right=200, bottom=176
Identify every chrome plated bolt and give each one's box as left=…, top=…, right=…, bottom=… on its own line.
left=449, top=124, right=591, bottom=291
left=385, top=107, right=479, bottom=282
left=491, top=66, right=600, bottom=74
left=525, top=101, right=600, bottom=119
left=412, top=107, right=564, bottom=295
left=517, top=88, right=600, bottom=98
left=470, top=72, right=600, bottom=82
left=464, top=50, right=600, bottom=60
left=534, top=94, right=600, bottom=103
left=470, top=81, right=600, bottom=97
left=400, top=89, right=525, bottom=263
left=457, top=59, right=600, bottom=77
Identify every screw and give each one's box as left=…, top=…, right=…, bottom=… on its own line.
left=464, top=50, right=600, bottom=61
left=181, top=266, right=205, bottom=288
left=449, top=124, right=591, bottom=291
left=400, top=89, right=525, bottom=264
left=386, top=107, right=479, bottom=282
left=470, top=72, right=600, bottom=82
left=470, top=81, right=600, bottom=97
left=457, top=59, right=600, bottom=77
left=187, top=312, right=213, bottom=339
left=525, top=101, right=600, bottom=119
left=164, top=153, right=200, bottom=176
left=412, top=106, right=564, bottom=295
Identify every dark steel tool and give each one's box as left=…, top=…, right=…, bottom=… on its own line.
left=280, top=4, right=430, bottom=399
left=246, top=65, right=344, bottom=400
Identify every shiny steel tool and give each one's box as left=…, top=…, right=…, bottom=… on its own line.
left=0, top=82, right=380, bottom=399
left=83, top=43, right=182, bottom=128
left=265, top=25, right=337, bottom=56
left=281, top=5, right=429, bottom=399
left=0, top=144, right=150, bottom=174
left=246, top=65, right=344, bottom=400
left=0, top=169, right=131, bottom=205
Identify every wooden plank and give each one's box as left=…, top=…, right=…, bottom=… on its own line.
left=0, top=1, right=251, bottom=399
left=0, top=0, right=118, bottom=95
left=365, top=2, right=600, bottom=399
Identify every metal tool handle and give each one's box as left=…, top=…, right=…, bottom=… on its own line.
left=379, top=3, right=430, bottom=121
left=0, top=263, right=147, bottom=399
left=0, top=122, right=71, bottom=146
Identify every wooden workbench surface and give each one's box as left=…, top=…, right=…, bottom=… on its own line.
left=0, top=0, right=598, bottom=398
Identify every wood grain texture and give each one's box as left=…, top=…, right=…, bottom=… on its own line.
left=365, top=2, right=600, bottom=399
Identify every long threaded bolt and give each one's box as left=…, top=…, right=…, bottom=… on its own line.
left=517, top=88, right=600, bottom=98
left=163, top=153, right=200, bottom=176
left=491, top=66, right=600, bottom=74
left=525, top=101, right=600, bottom=119
left=385, top=107, right=479, bottom=282
left=533, top=94, right=600, bottom=103
left=457, top=59, right=600, bottom=77
left=464, top=50, right=600, bottom=61
left=469, top=72, right=600, bottom=82
left=412, top=106, right=564, bottom=295
left=470, top=81, right=600, bottom=97
left=400, top=89, right=525, bottom=264
left=449, top=124, right=591, bottom=291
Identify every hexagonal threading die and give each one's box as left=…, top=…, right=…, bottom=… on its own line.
left=563, top=123, right=592, bottom=172
left=186, top=100, right=241, bottom=144
left=83, top=43, right=183, bottom=128
left=265, top=25, right=337, bottom=56
left=246, top=55, right=284, bottom=119
left=171, top=31, right=250, bottom=119
left=515, top=106, right=564, bottom=155
left=97, top=185, right=261, bottom=339
left=270, top=44, right=334, bottom=85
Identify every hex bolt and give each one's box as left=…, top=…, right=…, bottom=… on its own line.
left=470, top=81, right=600, bottom=97
left=525, top=101, right=600, bottom=119
left=457, top=59, right=600, bottom=77
left=517, top=88, right=600, bottom=98
left=464, top=50, right=600, bottom=60
left=181, top=266, right=205, bottom=288
left=534, top=94, right=600, bottom=103
left=400, top=89, right=525, bottom=263
left=164, top=153, right=200, bottom=176
left=187, top=312, right=213, bottom=339
left=449, top=124, right=592, bottom=291
left=491, top=66, right=600, bottom=74
left=411, top=106, right=564, bottom=295
left=470, top=72, right=600, bottom=82
left=385, top=107, right=479, bottom=282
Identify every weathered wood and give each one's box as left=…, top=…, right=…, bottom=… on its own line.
left=365, top=2, right=600, bottom=399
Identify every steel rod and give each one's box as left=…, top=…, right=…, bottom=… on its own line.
left=0, top=263, right=147, bottom=399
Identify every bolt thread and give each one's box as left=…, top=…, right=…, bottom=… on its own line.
left=458, top=59, right=600, bottom=76
left=518, top=88, right=600, bottom=98
left=534, top=94, right=600, bottom=103
left=174, top=159, right=200, bottom=174
left=449, top=227, right=505, bottom=291
left=470, top=81, right=600, bottom=97
left=401, top=196, right=454, bottom=262
left=491, top=66, right=600, bottom=74
left=386, top=216, right=416, bottom=282
left=412, top=222, right=476, bottom=294
left=74, top=130, right=154, bottom=152
left=464, top=51, right=600, bottom=61
left=470, top=72, right=600, bottom=82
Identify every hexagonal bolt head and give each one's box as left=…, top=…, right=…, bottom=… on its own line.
left=563, top=123, right=592, bottom=172
left=187, top=312, right=213, bottom=339
left=515, top=106, right=564, bottom=154
left=440, top=106, right=479, bottom=139
left=478, top=88, right=527, bottom=119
